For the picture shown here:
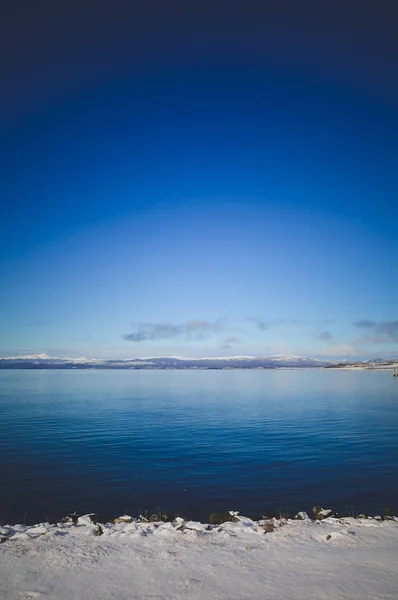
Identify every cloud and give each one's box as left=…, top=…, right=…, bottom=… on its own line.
left=248, top=317, right=303, bottom=331
left=223, top=336, right=240, bottom=344
left=248, top=317, right=268, bottom=330
left=219, top=336, right=241, bottom=350
left=353, top=320, right=398, bottom=343
left=123, top=319, right=238, bottom=342
left=377, top=321, right=398, bottom=338
left=314, top=330, right=332, bottom=341
left=124, top=322, right=181, bottom=341
left=354, top=320, right=377, bottom=328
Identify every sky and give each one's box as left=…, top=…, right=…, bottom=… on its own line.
left=1, top=1, right=397, bottom=359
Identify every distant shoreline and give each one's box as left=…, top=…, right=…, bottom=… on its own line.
left=2, top=507, right=397, bottom=529
left=1, top=353, right=397, bottom=371
left=1, top=365, right=397, bottom=371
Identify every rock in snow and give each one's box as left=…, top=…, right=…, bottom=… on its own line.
left=0, top=515, right=397, bottom=599
left=313, top=505, right=334, bottom=520
left=295, top=511, right=310, bottom=520
left=113, top=515, right=133, bottom=524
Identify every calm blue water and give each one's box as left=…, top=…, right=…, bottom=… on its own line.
left=1, top=369, right=397, bottom=524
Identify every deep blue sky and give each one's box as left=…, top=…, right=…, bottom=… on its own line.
left=1, top=1, right=397, bottom=359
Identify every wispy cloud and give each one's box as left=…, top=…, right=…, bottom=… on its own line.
left=377, top=321, right=398, bottom=338
left=123, top=319, right=239, bottom=342
left=247, top=317, right=303, bottom=331
left=223, top=336, right=240, bottom=344
left=218, top=335, right=240, bottom=349
left=354, top=320, right=377, bottom=328
left=247, top=317, right=268, bottom=330
left=314, top=330, right=332, bottom=341
left=353, top=320, right=398, bottom=343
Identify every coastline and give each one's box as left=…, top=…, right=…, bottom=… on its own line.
left=1, top=512, right=397, bottom=600
left=1, top=353, right=397, bottom=371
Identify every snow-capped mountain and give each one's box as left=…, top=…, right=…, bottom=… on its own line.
left=1, top=353, right=396, bottom=370
left=0, top=353, right=334, bottom=369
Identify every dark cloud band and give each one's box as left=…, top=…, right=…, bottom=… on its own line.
left=123, top=319, right=237, bottom=342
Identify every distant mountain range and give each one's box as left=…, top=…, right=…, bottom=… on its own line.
left=0, top=353, right=397, bottom=370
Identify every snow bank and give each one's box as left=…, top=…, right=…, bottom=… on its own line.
left=1, top=514, right=397, bottom=599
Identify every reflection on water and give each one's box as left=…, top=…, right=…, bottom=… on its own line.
left=1, top=369, right=397, bottom=524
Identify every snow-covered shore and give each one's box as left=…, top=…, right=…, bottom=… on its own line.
left=1, top=513, right=397, bottom=600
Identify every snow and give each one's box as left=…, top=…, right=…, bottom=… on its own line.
left=0, top=354, right=104, bottom=364
left=338, top=362, right=398, bottom=371
left=1, top=515, right=397, bottom=599
left=1, top=353, right=54, bottom=361
left=2, top=353, right=398, bottom=370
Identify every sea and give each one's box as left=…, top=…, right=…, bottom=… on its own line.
left=1, top=369, right=397, bottom=525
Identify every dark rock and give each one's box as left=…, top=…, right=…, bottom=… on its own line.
left=313, top=506, right=321, bottom=518
left=262, top=522, right=276, bottom=534
left=209, top=513, right=222, bottom=525
left=313, top=506, right=333, bottom=520
left=149, top=512, right=169, bottom=522
left=326, top=534, right=332, bottom=540
left=114, top=515, right=133, bottom=524
left=149, top=514, right=158, bottom=522
left=209, top=512, right=234, bottom=525
left=61, top=514, right=79, bottom=524
left=86, top=514, right=102, bottom=524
